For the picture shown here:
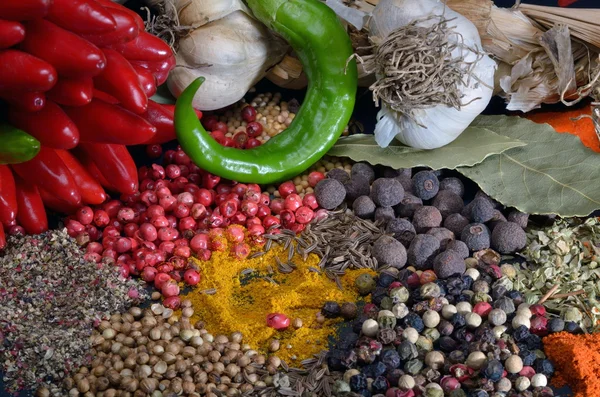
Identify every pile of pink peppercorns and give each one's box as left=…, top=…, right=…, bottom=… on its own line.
left=62, top=145, right=326, bottom=309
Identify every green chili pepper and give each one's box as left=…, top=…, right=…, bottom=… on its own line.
left=175, top=0, right=357, bottom=184
left=0, top=122, right=41, bottom=165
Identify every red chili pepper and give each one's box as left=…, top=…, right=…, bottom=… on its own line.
left=92, top=89, right=119, bottom=104
left=75, top=152, right=116, bottom=191
left=0, top=20, right=25, bottom=49
left=0, top=90, right=46, bottom=112
left=110, top=32, right=172, bottom=62
left=0, top=0, right=52, bottom=21
left=46, top=0, right=116, bottom=34
left=141, top=100, right=176, bottom=144
left=47, top=77, right=94, bottom=107
left=63, top=99, right=156, bottom=145
left=130, top=55, right=176, bottom=86
left=0, top=165, right=17, bottom=228
left=77, top=143, right=138, bottom=195
left=39, top=187, right=79, bottom=214
left=55, top=149, right=107, bottom=205
left=80, top=8, right=138, bottom=47
left=94, top=0, right=145, bottom=31
left=133, top=65, right=157, bottom=98
left=0, top=223, right=5, bottom=249
left=93, top=48, right=147, bottom=114
left=9, top=101, right=80, bottom=149
left=11, top=147, right=82, bottom=206
left=14, top=174, right=48, bottom=235
left=0, top=50, right=57, bottom=92
left=558, top=0, right=579, bottom=6
left=162, top=104, right=203, bottom=120
left=21, top=19, right=107, bottom=79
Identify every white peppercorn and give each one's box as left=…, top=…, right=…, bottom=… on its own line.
left=343, top=369, right=360, bottom=384
left=392, top=303, right=409, bottom=319
left=466, top=351, right=486, bottom=370
left=403, top=327, right=419, bottom=344
left=465, top=312, right=482, bottom=329
left=517, top=307, right=532, bottom=319
left=495, top=378, right=512, bottom=392
left=531, top=374, right=548, bottom=387
left=493, top=325, right=507, bottom=339
left=505, top=355, right=524, bottom=374
left=441, top=305, right=457, bottom=320
left=398, top=375, right=415, bottom=391
left=512, top=314, right=531, bottom=329
left=422, top=310, right=440, bottom=328
left=515, top=376, right=531, bottom=391
left=424, top=351, right=444, bottom=369
left=362, top=319, right=379, bottom=337
left=455, top=302, right=472, bottom=315
left=464, top=268, right=480, bottom=281
left=488, top=309, right=507, bottom=326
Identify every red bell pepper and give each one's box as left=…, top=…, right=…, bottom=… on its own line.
left=81, top=8, right=138, bottom=47
left=77, top=143, right=138, bottom=195
left=133, top=65, right=157, bottom=98
left=11, top=147, right=82, bottom=206
left=92, top=89, right=119, bottom=104
left=94, top=0, right=145, bottom=31
left=46, top=0, right=116, bottom=34
left=0, top=165, right=17, bottom=228
left=110, top=32, right=172, bottom=62
left=130, top=56, right=175, bottom=86
left=63, top=99, right=156, bottom=145
left=0, top=90, right=46, bottom=112
left=9, top=101, right=80, bottom=150
left=0, top=223, right=5, bottom=249
left=47, top=77, right=94, bottom=107
left=21, top=19, right=107, bottom=78
left=0, top=50, right=57, bottom=92
left=141, top=100, right=176, bottom=144
left=0, top=0, right=52, bottom=21
left=14, top=174, right=48, bottom=235
left=0, top=20, right=25, bottom=49
left=55, top=149, right=107, bottom=205
left=93, top=48, right=148, bottom=114
left=39, top=187, right=79, bottom=214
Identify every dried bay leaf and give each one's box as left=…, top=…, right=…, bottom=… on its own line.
left=457, top=115, right=600, bottom=217
left=327, top=125, right=525, bottom=169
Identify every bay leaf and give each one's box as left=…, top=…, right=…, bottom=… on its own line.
left=327, top=125, right=525, bottom=169
left=457, top=115, right=600, bottom=217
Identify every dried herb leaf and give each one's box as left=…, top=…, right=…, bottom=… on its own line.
left=457, top=115, right=600, bottom=217
left=327, top=123, right=525, bottom=169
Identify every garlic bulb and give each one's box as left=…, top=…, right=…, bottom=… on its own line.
left=166, top=0, right=287, bottom=110
left=369, top=0, right=496, bottom=149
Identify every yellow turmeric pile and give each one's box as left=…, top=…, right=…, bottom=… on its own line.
left=185, top=245, right=375, bottom=363
left=543, top=331, right=600, bottom=397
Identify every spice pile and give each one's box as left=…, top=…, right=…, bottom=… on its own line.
left=185, top=235, right=375, bottom=363
left=0, top=229, right=147, bottom=393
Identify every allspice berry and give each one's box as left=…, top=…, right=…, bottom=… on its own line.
left=340, top=302, right=358, bottom=320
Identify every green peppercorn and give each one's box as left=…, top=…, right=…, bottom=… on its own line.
left=420, top=282, right=442, bottom=299
left=380, top=296, right=394, bottom=311
left=404, top=359, right=424, bottom=375
left=377, top=310, right=397, bottom=329
left=389, top=286, right=410, bottom=303
left=355, top=274, right=377, bottom=295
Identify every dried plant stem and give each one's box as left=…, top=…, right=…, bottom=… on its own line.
left=537, top=284, right=560, bottom=305
left=353, top=15, right=481, bottom=126
left=549, top=290, right=587, bottom=300
left=143, top=0, right=200, bottom=53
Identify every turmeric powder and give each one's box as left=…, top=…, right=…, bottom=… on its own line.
left=184, top=245, right=375, bottom=363
left=543, top=331, right=600, bottom=397
left=524, top=104, right=600, bottom=152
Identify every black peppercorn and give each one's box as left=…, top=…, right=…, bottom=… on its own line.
left=336, top=331, right=359, bottom=350
left=349, top=373, right=368, bottom=391
left=481, top=359, right=504, bottom=381
left=378, top=328, right=397, bottom=345
left=564, top=321, right=582, bottom=334
left=519, top=349, right=537, bottom=366
left=402, top=313, right=424, bottom=333
left=437, top=336, right=458, bottom=352
left=371, top=287, right=388, bottom=306
left=534, top=359, right=555, bottom=377
left=363, top=361, right=387, bottom=378
left=532, top=386, right=555, bottom=397
left=371, top=376, right=389, bottom=394
left=445, top=277, right=465, bottom=296
left=461, top=275, right=474, bottom=290
left=353, top=315, right=368, bottom=334
left=505, top=290, right=524, bottom=306
left=403, top=358, right=423, bottom=375
left=451, top=313, right=466, bottom=328
left=377, top=272, right=396, bottom=288
left=455, top=294, right=471, bottom=303
left=322, top=301, right=341, bottom=318
left=341, top=350, right=358, bottom=369
left=491, top=284, right=507, bottom=300
left=493, top=296, right=516, bottom=314
left=437, top=319, right=454, bottom=336
left=397, top=341, right=418, bottom=361
left=513, top=326, right=530, bottom=342
left=547, top=318, right=565, bottom=333
left=386, top=369, right=403, bottom=386
left=524, top=334, right=542, bottom=350
left=449, top=350, right=466, bottom=363
left=341, top=302, right=358, bottom=320
left=449, top=390, right=467, bottom=397
left=380, top=348, right=401, bottom=370
left=326, top=349, right=346, bottom=371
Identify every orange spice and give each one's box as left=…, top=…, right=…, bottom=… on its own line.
left=524, top=105, right=600, bottom=152
left=543, top=331, right=600, bottom=397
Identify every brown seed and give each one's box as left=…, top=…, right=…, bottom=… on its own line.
left=106, top=370, right=121, bottom=385
left=182, top=346, right=196, bottom=358
left=208, top=350, right=221, bottom=363
left=121, top=377, right=138, bottom=393
left=182, top=381, right=195, bottom=395
left=96, top=377, right=110, bottom=391
left=268, top=339, right=280, bottom=352
left=268, top=356, right=281, bottom=368
left=68, top=388, right=79, bottom=397
left=153, top=361, right=168, bottom=375
left=92, top=365, right=107, bottom=377
left=76, top=378, right=90, bottom=393
left=165, top=343, right=181, bottom=355
left=35, top=387, right=50, bottom=397
left=230, top=332, right=243, bottom=344
left=292, top=318, right=303, bottom=329
left=162, top=352, right=177, bottom=364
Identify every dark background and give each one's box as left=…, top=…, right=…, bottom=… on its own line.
left=1, top=0, right=596, bottom=396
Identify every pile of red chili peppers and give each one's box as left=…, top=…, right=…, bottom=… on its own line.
left=0, top=0, right=191, bottom=248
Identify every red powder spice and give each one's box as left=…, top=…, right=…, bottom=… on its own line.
left=543, top=331, right=600, bottom=397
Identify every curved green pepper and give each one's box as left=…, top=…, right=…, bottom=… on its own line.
left=0, top=122, right=41, bottom=165
left=175, top=0, right=357, bottom=184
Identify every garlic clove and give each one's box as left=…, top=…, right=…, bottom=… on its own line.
left=175, top=0, right=250, bottom=27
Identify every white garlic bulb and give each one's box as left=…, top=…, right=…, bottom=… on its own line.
left=166, top=0, right=287, bottom=110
